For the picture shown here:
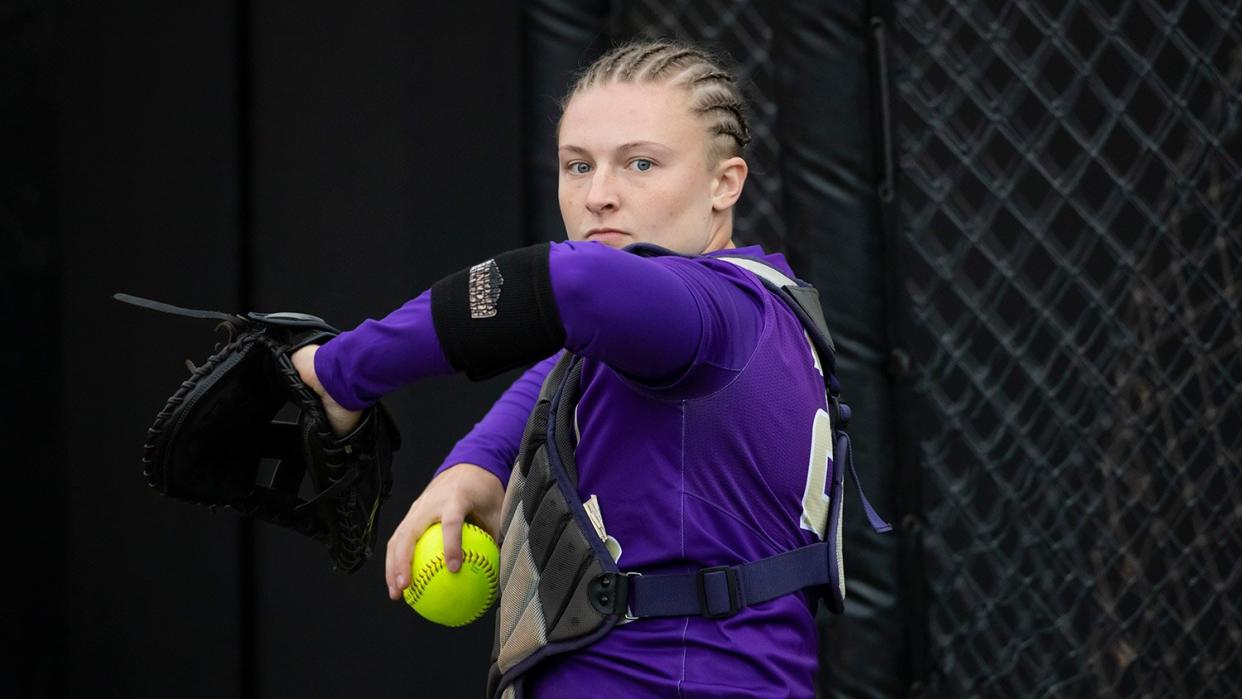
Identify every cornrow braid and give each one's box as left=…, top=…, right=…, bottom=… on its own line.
left=692, top=70, right=733, bottom=85
left=594, top=43, right=644, bottom=83
left=619, top=43, right=676, bottom=80
left=643, top=50, right=701, bottom=80
left=560, top=39, right=752, bottom=161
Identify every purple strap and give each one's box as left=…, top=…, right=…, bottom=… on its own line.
left=840, top=429, right=894, bottom=534
left=627, top=542, right=834, bottom=619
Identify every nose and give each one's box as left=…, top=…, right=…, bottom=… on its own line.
left=584, top=167, right=619, bottom=215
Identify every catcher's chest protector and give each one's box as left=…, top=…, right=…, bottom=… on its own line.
left=485, top=252, right=891, bottom=699
left=487, top=350, right=608, bottom=699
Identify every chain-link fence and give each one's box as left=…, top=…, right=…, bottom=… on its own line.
left=887, top=1, right=1242, bottom=695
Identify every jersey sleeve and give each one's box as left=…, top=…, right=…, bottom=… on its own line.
left=432, top=350, right=562, bottom=489
left=313, top=240, right=766, bottom=409
left=313, top=286, right=456, bottom=411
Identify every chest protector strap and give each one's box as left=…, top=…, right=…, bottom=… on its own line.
left=485, top=246, right=891, bottom=699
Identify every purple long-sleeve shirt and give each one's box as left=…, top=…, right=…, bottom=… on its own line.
left=315, top=240, right=830, bottom=697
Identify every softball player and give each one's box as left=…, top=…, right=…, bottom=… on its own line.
left=294, top=39, right=849, bottom=697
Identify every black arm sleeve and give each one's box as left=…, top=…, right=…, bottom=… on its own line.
left=430, top=242, right=566, bottom=381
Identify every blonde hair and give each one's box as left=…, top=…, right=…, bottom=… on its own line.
left=559, top=39, right=752, bottom=163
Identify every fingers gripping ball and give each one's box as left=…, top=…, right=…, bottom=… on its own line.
left=403, top=522, right=500, bottom=627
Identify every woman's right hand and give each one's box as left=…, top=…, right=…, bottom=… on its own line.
left=385, top=462, right=506, bottom=601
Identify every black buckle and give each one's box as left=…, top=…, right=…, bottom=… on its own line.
left=697, top=566, right=742, bottom=619
left=589, top=572, right=634, bottom=618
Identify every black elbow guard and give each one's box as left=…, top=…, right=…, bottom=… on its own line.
left=431, top=242, right=566, bottom=381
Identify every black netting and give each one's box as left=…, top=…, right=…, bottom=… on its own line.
left=611, top=0, right=788, bottom=254
left=887, top=1, right=1242, bottom=696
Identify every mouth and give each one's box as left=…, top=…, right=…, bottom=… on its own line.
left=586, top=228, right=629, bottom=239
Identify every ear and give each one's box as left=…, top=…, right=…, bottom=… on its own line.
left=710, top=156, right=748, bottom=212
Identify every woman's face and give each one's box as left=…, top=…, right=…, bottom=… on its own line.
left=557, top=81, right=745, bottom=255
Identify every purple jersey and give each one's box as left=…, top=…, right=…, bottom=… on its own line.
left=316, top=241, right=835, bottom=698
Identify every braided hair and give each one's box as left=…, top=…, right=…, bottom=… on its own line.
left=559, top=39, right=753, bottom=164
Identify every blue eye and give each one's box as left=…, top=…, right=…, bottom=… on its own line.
left=631, top=158, right=654, bottom=172
left=568, top=162, right=591, bottom=175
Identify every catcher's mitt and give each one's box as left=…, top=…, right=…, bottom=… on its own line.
left=114, top=292, right=401, bottom=574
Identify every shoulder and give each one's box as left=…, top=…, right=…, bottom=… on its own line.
left=607, top=243, right=803, bottom=400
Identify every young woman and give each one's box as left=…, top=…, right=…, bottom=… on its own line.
left=293, top=39, right=834, bottom=697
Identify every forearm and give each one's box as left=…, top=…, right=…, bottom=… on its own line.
left=313, top=288, right=455, bottom=410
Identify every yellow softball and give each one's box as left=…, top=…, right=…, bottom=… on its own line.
left=403, top=521, right=500, bottom=627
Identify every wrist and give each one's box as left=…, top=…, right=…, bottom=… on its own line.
left=292, top=345, right=327, bottom=396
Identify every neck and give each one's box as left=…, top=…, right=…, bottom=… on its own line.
left=703, top=215, right=736, bottom=253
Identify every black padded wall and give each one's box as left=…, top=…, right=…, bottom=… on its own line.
left=769, top=4, right=908, bottom=699
left=523, top=0, right=612, bottom=245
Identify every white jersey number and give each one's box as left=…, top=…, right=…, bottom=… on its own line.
left=798, top=329, right=833, bottom=540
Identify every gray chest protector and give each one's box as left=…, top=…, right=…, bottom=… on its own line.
left=485, top=247, right=891, bottom=699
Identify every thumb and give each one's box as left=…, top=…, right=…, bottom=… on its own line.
left=440, top=516, right=464, bottom=573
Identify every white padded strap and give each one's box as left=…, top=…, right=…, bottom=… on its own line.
left=715, top=256, right=798, bottom=288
